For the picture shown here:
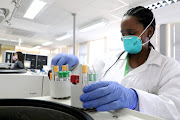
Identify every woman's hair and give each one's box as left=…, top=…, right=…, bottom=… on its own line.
left=16, top=52, right=24, bottom=65
left=123, top=6, right=156, bottom=49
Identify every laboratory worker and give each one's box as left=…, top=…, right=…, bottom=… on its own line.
left=12, top=52, right=24, bottom=69
left=51, top=6, right=180, bottom=120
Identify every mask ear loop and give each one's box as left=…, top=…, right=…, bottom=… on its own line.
left=134, top=17, right=155, bottom=46
left=138, top=17, right=155, bottom=39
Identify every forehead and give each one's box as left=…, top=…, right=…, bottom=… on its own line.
left=121, top=16, right=144, bottom=30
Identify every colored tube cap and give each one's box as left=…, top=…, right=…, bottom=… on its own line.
left=93, top=74, right=98, bottom=81
left=82, top=65, right=88, bottom=73
left=88, top=74, right=94, bottom=81
left=58, top=71, right=63, bottom=78
left=71, top=75, right=79, bottom=83
left=63, top=71, right=68, bottom=77
left=62, top=65, right=67, bottom=71
left=50, top=73, right=52, bottom=80
left=67, top=71, right=71, bottom=77
left=54, top=66, right=59, bottom=72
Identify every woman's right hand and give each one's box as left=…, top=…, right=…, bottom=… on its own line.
left=51, top=54, right=79, bottom=71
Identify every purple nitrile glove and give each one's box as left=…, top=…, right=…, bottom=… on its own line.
left=51, top=54, right=79, bottom=71
left=80, top=81, right=138, bottom=111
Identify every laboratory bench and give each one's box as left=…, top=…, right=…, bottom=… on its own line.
left=29, top=96, right=164, bottom=120
left=0, top=73, right=164, bottom=120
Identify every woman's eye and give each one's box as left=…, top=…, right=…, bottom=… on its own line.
left=129, top=32, right=135, bottom=35
left=129, top=33, right=136, bottom=35
left=121, top=33, right=125, bottom=36
left=121, top=32, right=136, bottom=36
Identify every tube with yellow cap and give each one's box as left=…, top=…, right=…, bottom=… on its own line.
left=62, top=65, right=67, bottom=71
left=82, top=65, right=88, bottom=86
left=54, top=66, right=59, bottom=81
left=50, top=73, right=52, bottom=80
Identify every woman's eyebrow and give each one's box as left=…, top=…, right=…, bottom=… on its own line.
left=121, top=29, right=136, bottom=32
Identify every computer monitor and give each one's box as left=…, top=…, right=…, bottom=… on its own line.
left=24, top=60, right=31, bottom=69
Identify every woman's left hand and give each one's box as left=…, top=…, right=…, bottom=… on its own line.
left=80, top=81, right=138, bottom=111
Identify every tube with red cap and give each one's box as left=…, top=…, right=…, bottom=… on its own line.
left=71, top=75, right=79, bottom=85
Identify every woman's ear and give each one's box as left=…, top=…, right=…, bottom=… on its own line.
left=148, top=26, right=153, bottom=38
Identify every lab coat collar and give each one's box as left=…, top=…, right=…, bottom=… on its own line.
left=146, top=49, right=162, bottom=67
left=116, top=49, right=162, bottom=66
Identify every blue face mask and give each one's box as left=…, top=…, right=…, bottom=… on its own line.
left=122, top=36, right=142, bottom=54
left=122, top=17, right=155, bottom=54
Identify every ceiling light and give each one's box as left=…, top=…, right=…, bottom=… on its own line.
left=56, top=33, right=72, bottom=41
left=42, top=42, right=53, bottom=46
left=165, top=0, right=172, bottom=4
left=159, top=1, right=167, bottom=6
left=33, top=46, right=41, bottom=49
left=79, top=19, right=109, bottom=32
left=155, top=2, right=162, bottom=8
left=24, top=0, right=47, bottom=19
left=151, top=4, right=156, bottom=10
left=146, top=0, right=179, bottom=10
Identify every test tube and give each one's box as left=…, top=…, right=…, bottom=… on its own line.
left=88, top=74, right=99, bottom=84
left=52, top=65, right=54, bottom=81
left=88, top=74, right=94, bottom=85
left=58, top=71, right=63, bottom=81
left=63, top=71, right=68, bottom=81
left=67, top=71, right=71, bottom=81
left=93, top=74, right=99, bottom=81
left=54, top=66, right=59, bottom=81
left=50, top=73, right=52, bottom=80
left=62, top=65, right=67, bottom=71
left=82, top=65, right=88, bottom=86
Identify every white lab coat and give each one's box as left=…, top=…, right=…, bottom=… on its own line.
left=90, top=48, right=180, bottom=120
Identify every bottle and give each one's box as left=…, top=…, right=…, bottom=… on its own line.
left=82, top=65, right=88, bottom=86
left=54, top=66, right=59, bottom=81
left=58, top=71, right=63, bottom=81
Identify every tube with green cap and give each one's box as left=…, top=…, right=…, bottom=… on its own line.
left=67, top=71, right=71, bottom=81
left=63, top=71, right=68, bottom=81
left=58, top=71, right=64, bottom=81
left=88, top=74, right=99, bottom=84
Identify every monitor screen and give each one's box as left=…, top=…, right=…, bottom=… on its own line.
left=24, top=60, right=31, bottom=69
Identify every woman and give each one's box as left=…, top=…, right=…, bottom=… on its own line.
left=12, top=52, right=24, bottom=69
left=51, top=6, right=180, bottom=119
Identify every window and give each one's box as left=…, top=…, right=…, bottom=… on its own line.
left=79, top=42, right=88, bottom=65
left=89, top=39, right=105, bottom=66
left=68, top=46, right=73, bottom=54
